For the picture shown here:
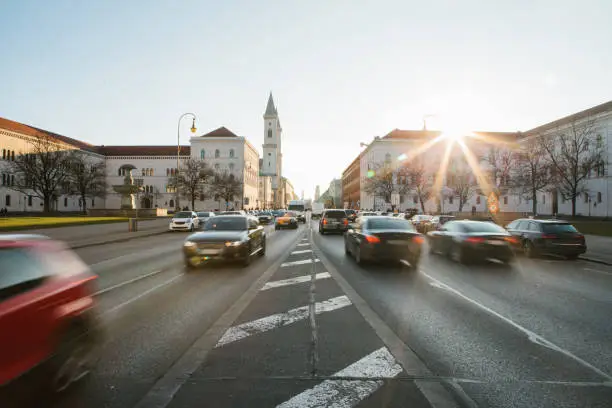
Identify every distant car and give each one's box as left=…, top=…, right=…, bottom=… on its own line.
left=344, top=209, right=357, bottom=222
left=410, top=214, right=433, bottom=233
left=319, top=209, right=350, bottom=235
left=0, top=235, right=101, bottom=396
left=169, top=211, right=200, bottom=232
left=428, top=215, right=455, bottom=232
left=275, top=211, right=299, bottom=230
left=359, top=212, right=378, bottom=217
left=344, top=216, right=424, bottom=268
left=183, top=216, right=265, bottom=269
left=257, top=212, right=274, bottom=225
left=218, top=211, right=245, bottom=216
left=505, top=219, right=586, bottom=259
left=196, top=211, right=215, bottom=228
left=427, top=220, right=515, bottom=264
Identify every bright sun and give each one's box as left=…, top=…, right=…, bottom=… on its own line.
left=441, top=126, right=473, bottom=143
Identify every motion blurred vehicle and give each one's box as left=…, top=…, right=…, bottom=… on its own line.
left=196, top=211, right=215, bottom=228
left=344, top=216, right=424, bottom=268
left=505, top=219, right=586, bottom=259
left=287, top=200, right=307, bottom=223
left=0, top=235, right=101, bottom=397
left=218, top=210, right=245, bottom=216
left=311, top=202, right=324, bottom=219
left=183, top=216, right=265, bottom=269
left=428, top=215, right=455, bottom=232
left=257, top=211, right=274, bottom=225
left=410, top=214, right=433, bottom=233
left=344, top=209, right=357, bottom=222
left=275, top=211, right=299, bottom=230
left=359, top=212, right=378, bottom=217
left=319, top=209, right=350, bottom=235
left=169, top=211, right=200, bottom=232
left=427, top=220, right=515, bottom=264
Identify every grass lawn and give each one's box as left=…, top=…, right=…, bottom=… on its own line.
left=0, top=217, right=129, bottom=231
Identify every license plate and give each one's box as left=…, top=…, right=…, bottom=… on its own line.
left=388, top=240, right=407, bottom=245
left=487, top=240, right=505, bottom=245
left=199, top=249, right=220, bottom=255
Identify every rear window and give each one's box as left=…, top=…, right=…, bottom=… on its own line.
left=367, top=218, right=415, bottom=231
left=542, top=223, right=578, bottom=233
left=462, top=222, right=506, bottom=233
left=324, top=210, right=347, bottom=219
left=345, top=210, right=356, bottom=215
left=197, top=212, right=211, bottom=217
left=204, top=217, right=247, bottom=231
left=175, top=212, right=193, bottom=218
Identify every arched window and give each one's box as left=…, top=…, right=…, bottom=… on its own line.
left=200, top=149, right=206, bottom=159
left=597, top=192, right=602, bottom=203
left=5, top=195, right=11, bottom=206
left=229, top=149, right=235, bottom=158
left=169, top=199, right=174, bottom=208
left=267, top=129, right=272, bottom=138
left=166, top=168, right=170, bottom=176
left=118, top=169, right=122, bottom=176
left=142, top=168, right=146, bottom=176
left=215, top=149, right=220, bottom=158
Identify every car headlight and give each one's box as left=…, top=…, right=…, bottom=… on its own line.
left=225, top=240, right=244, bottom=247
left=184, top=241, right=197, bottom=249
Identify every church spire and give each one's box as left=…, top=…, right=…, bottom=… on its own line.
left=264, top=92, right=277, bottom=117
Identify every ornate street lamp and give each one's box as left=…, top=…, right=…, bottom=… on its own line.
left=176, top=113, right=197, bottom=211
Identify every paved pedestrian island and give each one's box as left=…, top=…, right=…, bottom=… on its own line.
left=143, top=232, right=457, bottom=408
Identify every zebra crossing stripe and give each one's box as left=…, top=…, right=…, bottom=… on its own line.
left=261, top=272, right=331, bottom=291
left=281, top=259, right=320, bottom=267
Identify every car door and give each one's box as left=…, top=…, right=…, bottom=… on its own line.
left=347, top=218, right=362, bottom=252
left=247, top=218, right=261, bottom=251
left=437, top=222, right=457, bottom=254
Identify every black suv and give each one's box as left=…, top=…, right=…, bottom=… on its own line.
left=505, top=219, right=586, bottom=259
left=319, top=209, right=350, bottom=235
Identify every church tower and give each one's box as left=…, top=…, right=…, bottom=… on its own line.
left=262, top=92, right=283, bottom=206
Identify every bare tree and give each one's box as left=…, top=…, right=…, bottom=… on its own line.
left=539, top=117, right=604, bottom=216
left=168, top=158, right=214, bottom=210
left=511, top=136, right=550, bottom=215
left=402, top=162, right=431, bottom=213
left=7, top=132, right=72, bottom=213
left=210, top=171, right=243, bottom=210
left=447, top=167, right=476, bottom=212
left=363, top=163, right=409, bottom=209
left=66, top=152, right=107, bottom=214
left=485, top=146, right=515, bottom=197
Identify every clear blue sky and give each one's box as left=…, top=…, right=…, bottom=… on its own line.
left=1, top=0, right=610, bottom=198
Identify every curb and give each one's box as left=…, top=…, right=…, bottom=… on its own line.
left=70, top=229, right=170, bottom=249
left=578, top=256, right=612, bottom=266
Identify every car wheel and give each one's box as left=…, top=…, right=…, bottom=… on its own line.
left=259, top=239, right=266, bottom=256
left=48, top=325, right=95, bottom=394
left=524, top=241, right=536, bottom=258
left=242, top=245, right=252, bottom=267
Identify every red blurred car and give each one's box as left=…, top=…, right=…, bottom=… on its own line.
left=0, top=235, right=101, bottom=401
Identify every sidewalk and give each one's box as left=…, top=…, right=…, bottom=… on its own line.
left=3, top=218, right=170, bottom=249
left=581, top=234, right=612, bottom=265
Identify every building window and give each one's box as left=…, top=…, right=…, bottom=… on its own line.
left=1, top=149, right=5, bottom=160
left=10, top=175, right=14, bottom=186
left=584, top=193, right=589, bottom=203
left=118, top=169, right=122, bottom=176
left=268, top=152, right=271, bottom=156
left=215, top=149, right=220, bottom=158
left=476, top=196, right=481, bottom=205
left=597, top=192, right=602, bottom=203
left=11, top=151, right=15, bottom=161
left=542, top=194, right=546, bottom=205
left=169, top=199, right=174, bottom=208
left=413, top=195, right=418, bottom=204
left=28, top=195, right=33, bottom=206
left=5, top=195, right=11, bottom=206
left=503, top=196, right=508, bottom=205
left=200, top=193, right=205, bottom=201
left=214, top=164, right=220, bottom=170
left=64, top=197, right=68, bottom=207
left=229, top=163, right=234, bottom=172
left=200, top=149, right=205, bottom=159
left=229, top=149, right=235, bottom=158
left=449, top=196, right=454, bottom=204
left=267, top=129, right=272, bottom=138
left=92, top=199, right=95, bottom=207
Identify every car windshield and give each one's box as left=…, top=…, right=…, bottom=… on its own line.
left=462, top=222, right=507, bottom=233
left=197, top=212, right=211, bottom=217
left=367, top=218, right=415, bottom=231
left=259, top=212, right=272, bottom=216
left=175, top=212, right=192, bottom=218
left=542, top=223, right=578, bottom=233
left=204, top=217, right=246, bottom=231
left=345, top=210, right=356, bottom=214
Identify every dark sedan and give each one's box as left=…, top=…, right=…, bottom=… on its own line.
left=428, top=220, right=516, bottom=264
left=183, top=216, right=265, bottom=269
left=257, top=212, right=274, bottom=225
left=319, top=209, right=350, bottom=234
left=505, top=219, right=587, bottom=259
left=344, top=216, right=424, bottom=269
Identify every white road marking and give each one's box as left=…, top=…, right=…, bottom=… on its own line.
left=291, top=249, right=313, bottom=255
left=93, top=269, right=163, bottom=296
left=281, top=258, right=320, bottom=267
left=296, top=243, right=311, bottom=247
left=216, top=295, right=351, bottom=347
left=103, top=274, right=182, bottom=317
left=423, top=272, right=612, bottom=381
left=260, top=272, right=331, bottom=291
left=276, top=347, right=403, bottom=408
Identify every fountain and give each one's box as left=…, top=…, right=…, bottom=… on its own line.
left=113, top=165, right=143, bottom=211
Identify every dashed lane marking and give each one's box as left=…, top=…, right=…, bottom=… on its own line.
left=291, top=249, right=313, bottom=255
left=215, top=295, right=351, bottom=347
left=281, top=258, right=320, bottom=267
left=260, top=272, right=331, bottom=291
left=296, top=243, right=310, bottom=247
left=93, top=269, right=163, bottom=296
left=276, top=347, right=403, bottom=408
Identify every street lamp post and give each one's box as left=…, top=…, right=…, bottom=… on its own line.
left=176, top=113, right=197, bottom=211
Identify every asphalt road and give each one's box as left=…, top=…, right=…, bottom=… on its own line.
left=39, top=218, right=611, bottom=408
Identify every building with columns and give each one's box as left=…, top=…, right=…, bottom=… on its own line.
left=0, top=94, right=295, bottom=213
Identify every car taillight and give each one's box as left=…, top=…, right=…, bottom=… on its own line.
left=364, top=235, right=380, bottom=244
left=343, top=218, right=349, bottom=225
left=541, top=234, right=557, bottom=239
left=323, top=219, right=328, bottom=225
left=465, top=237, right=485, bottom=244
left=412, top=236, right=425, bottom=245
left=504, top=236, right=518, bottom=244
